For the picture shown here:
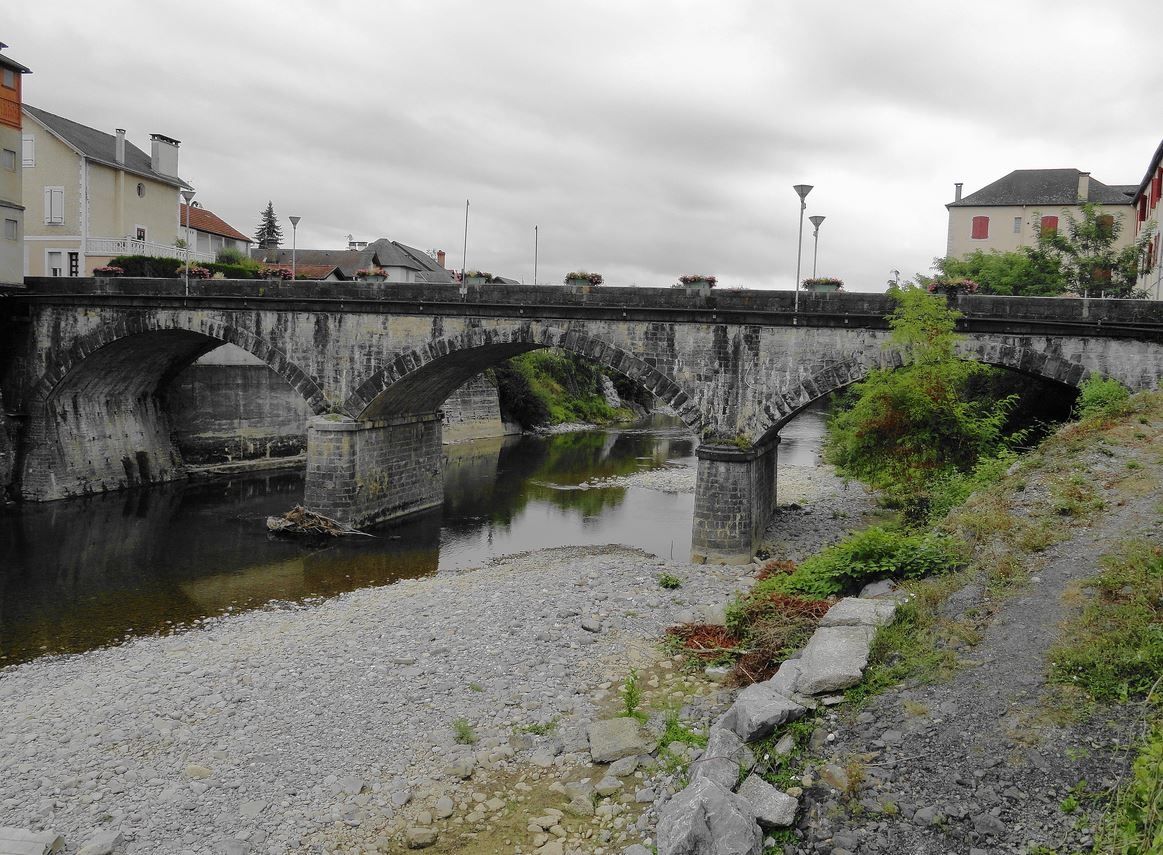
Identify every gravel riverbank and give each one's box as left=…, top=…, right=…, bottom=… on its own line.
left=0, top=465, right=875, bottom=854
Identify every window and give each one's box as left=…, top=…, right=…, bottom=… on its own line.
left=1, top=68, right=14, bottom=89
left=1, top=148, right=14, bottom=171
left=135, top=226, right=147, bottom=242
left=3, top=219, right=16, bottom=240
left=21, top=134, right=33, bottom=167
left=47, top=251, right=62, bottom=277
left=44, top=186, right=64, bottom=225
left=68, top=252, right=79, bottom=277
left=971, top=216, right=989, bottom=240
left=1097, top=214, right=1115, bottom=240
left=136, top=182, right=145, bottom=198
left=1040, top=215, right=1058, bottom=238
left=1013, top=216, right=1021, bottom=234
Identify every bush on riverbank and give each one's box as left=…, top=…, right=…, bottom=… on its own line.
left=493, top=349, right=635, bottom=428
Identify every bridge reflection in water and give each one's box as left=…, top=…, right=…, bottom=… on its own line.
left=0, top=416, right=702, bottom=666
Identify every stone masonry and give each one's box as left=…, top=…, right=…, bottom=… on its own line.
left=691, top=439, right=778, bottom=564
left=6, top=279, right=1163, bottom=558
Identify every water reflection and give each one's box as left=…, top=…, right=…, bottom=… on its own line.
left=0, top=415, right=698, bottom=665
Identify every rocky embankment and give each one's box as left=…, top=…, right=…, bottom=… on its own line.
left=0, top=464, right=874, bottom=854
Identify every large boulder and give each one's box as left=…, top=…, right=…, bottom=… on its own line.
left=0, top=828, right=65, bottom=855
left=795, top=624, right=876, bottom=695
left=736, top=774, right=798, bottom=828
left=716, top=682, right=805, bottom=742
left=656, top=778, right=763, bottom=855
left=587, top=718, right=648, bottom=763
left=692, top=726, right=754, bottom=790
left=818, top=597, right=898, bottom=628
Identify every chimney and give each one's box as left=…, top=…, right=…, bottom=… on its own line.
left=115, top=129, right=126, bottom=164
left=1077, top=171, right=1090, bottom=201
left=149, top=133, right=181, bottom=177
left=436, top=250, right=446, bottom=269
left=954, top=182, right=963, bottom=202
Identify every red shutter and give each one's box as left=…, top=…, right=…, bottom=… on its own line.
left=1040, top=215, right=1058, bottom=237
left=1154, top=173, right=1162, bottom=204
left=971, top=216, right=989, bottom=240
left=1141, top=196, right=1149, bottom=222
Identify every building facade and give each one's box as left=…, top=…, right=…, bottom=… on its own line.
left=0, top=45, right=30, bottom=287
left=21, top=105, right=200, bottom=276
left=946, top=169, right=1137, bottom=260
left=1132, top=140, right=1163, bottom=299
left=179, top=202, right=252, bottom=259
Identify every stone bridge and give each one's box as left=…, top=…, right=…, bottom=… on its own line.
left=4, top=278, right=1163, bottom=563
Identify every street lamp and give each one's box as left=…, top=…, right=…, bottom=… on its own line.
left=792, top=184, right=812, bottom=315
left=180, top=189, right=196, bottom=296
left=288, top=216, right=301, bottom=280
left=809, top=214, right=826, bottom=279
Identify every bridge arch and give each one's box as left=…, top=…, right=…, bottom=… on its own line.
left=343, top=324, right=704, bottom=433
left=757, top=340, right=1091, bottom=440
left=26, top=314, right=326, bottom=413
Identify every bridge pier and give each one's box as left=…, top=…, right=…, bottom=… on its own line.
left=691, top=438, right=778, bottom=565
left=303, top=413, right=444, bottom=529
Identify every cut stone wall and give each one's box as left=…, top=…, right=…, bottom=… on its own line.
left=440, top=374, right=511, bottom=443
left=691, top=439, right=778, bottom=564
left=304, top=414, right=443, bottom=528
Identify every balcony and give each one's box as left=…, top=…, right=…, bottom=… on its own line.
left=85, top=237, right=216, bottom=265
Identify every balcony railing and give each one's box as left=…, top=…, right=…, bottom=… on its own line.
left=85, top=237, right=216, bottom=264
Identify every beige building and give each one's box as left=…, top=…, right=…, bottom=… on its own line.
left=21, top=105, right=201, bottom=277
left=0, top=44, right=31, bottom=287
left=945, top=169, right=1137, bottom=260
left=1132, top=140, right=1163, bottom=299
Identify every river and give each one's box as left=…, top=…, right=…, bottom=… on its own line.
left=0, top=406, right=828, bottom=666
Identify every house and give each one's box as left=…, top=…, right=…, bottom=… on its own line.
left=255, top=238, right=455, bottom=283
left=0, top=43, right=30, bottom=287
left=1132, top=139, right=1163, bottom=299
left=945, top=169, right=1137, bottom=259
left=21, top=104, right=197, bottom=276
left=179, top=202, right=252, bottom=259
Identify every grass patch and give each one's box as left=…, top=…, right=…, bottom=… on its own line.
left=516, top=718, right=559, bottom=736
left=1048, top=540, right=1163, bottom=704
left=1094, top=720, right=1163, bottom=854
left=452, top=718, right=477, bottom=745
left=658, top=573, right=682, bottom=590
left=658, top=712, right=708, bottom=749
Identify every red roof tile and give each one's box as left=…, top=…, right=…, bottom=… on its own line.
left=180, top=204, right=252, bottom=243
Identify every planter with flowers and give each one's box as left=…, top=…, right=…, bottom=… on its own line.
left=801, top=277, right=844, bottom=293
left=463, top=271, right=494, bottom=286
left=926, top=277, right=979, bottom=298
left=564, top=271, right=603, bottom=289
left=677, top=274, right=717, bottom=293
left=355, top=266, right=388, bottom=282
left=188, top=266, right=212, bottom=280
left=261, top=265, right=293, bottom=281
left=93, top=265, right=124, bottom=277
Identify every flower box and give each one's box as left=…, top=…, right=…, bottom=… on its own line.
left=564, top=271, right=603, bottom=287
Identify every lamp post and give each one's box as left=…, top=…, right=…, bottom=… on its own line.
left=534, top=224, right=539, bottom=286
left=288, top=216, right=301, bottom=280
left=460, top=199, right=470, bottom=297
left=180, top=189, right=196, bottom=296
left=809, top=214, right=826, bottom=279
left=792, top=184, right=812, bottom=315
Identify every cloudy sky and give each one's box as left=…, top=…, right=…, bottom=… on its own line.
left=7, top=1, right=1161, bottom=291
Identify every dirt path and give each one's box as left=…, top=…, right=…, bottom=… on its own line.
left=790, top=439, right=1157, bottom=854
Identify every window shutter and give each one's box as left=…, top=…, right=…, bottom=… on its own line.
left=43, top=186, right=51, bottom=224
left=21, top=134, right=33, bottom=167
left=1040, top=215, right=1058, bottom=238
left=971, top=216, right=989, bottom=240
left=1097, top=214, right=1115, bottom=239
left=45, top=187, right=63, bottom=224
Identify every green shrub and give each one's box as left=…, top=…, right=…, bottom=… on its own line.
left=621, top=669, right=644, bottom=720
left=203, top=261, right=259, bottom=279
left=925, top=450, right=1016, bottom=523
left=659, top=573, right=682, bottom=590
left=1076, top=375, right=1131, bottom=422
left=215, top=247, right=247, bottom=264
left=760, top=526, right=963, bottom=599
left=108, top=255, right=184, bottom=278
left=452, top=718, right=477, bottom=744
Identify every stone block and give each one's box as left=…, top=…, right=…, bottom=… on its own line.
left=716, top=683, right=804, bottom=742
left=588, top=718, right=648, bottom=763
left=692, top=725, right=754, bottom=790
left=737, top=774, right=798, bottom=828
left=656, top=778, right=762, bottom=855
left=0, top=828, right=65, bottom=855
left=796, top=625, right=876, bottom=695
left=818, top=597, right=898, bottom=628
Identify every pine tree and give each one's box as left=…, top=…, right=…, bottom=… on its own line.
left=254, top=201, right=283, bottom=249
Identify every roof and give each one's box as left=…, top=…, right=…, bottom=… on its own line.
left=949, top=169, right=1136, bottom=208
left=255, top=238, right=454, bottom=281
left=23, top=104, right=189, bottom=189
left=180, top=203, right=251, bottom=243
left=0, top=47, right=30, bottom=75
left=292, top=263, right=342, bottom=279
left=1133, top=139, right=1163, bottom=204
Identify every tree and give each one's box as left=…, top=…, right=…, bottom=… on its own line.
left=254, top=201, right=283, bottom=249
left=933, top=249, right=1066, bottom=297
left=1029, top=202, right=1154, bottom=298
left=824, top=288, right=1014, bottom=513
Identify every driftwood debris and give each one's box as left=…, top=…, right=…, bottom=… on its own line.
left=266, top=505, right=372, bottom=537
